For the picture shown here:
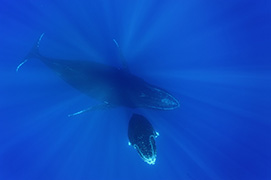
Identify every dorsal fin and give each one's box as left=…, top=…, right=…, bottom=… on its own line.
left=113, top=39, right=130, bottom=72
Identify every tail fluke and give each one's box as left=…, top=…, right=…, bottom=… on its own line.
left=16, top=33, right=45, bottom=72
left=16, top=59, right=28, bottom=72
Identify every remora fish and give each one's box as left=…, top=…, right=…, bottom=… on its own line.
left=128, top=113, right=159, bottom=165
left=17, top=34, right=179, bottom=115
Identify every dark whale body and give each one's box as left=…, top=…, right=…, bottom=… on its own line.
left=19, top=34, right=179, bottom=111
left=128, top=114, right=158, bottom=165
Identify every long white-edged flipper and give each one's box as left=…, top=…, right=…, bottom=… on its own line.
left=68, top=102, right=112, bottom=117
left=113, top=39, right=129, bottom=72
left=37, top=33, right=44, bottom=48
left=113, top=39, right=119, bottom=48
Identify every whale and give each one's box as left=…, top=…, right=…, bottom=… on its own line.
left=17, top=34, right=179, bottom=115
left=128, top=113, right=159, bottom=165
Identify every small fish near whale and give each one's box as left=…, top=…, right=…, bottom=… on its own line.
left=17, top=33, right=179, bottom=165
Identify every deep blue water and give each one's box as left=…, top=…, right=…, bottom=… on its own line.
left=0, top=0, right=271, bottom=179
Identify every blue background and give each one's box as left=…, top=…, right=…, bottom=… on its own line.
left=0, top=0, right=270, bottom=179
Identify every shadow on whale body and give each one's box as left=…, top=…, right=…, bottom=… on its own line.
left=128, top=113, right=159, bottom=165
left=17, top=34, right=179, bottom=112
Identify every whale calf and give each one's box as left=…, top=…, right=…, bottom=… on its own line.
left=128, top=114, right=159, bottom=165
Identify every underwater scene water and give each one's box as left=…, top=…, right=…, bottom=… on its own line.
left=0, top=0, right=270, bottom=179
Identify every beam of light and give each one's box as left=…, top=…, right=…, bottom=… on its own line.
left=121, top=0, right=154, bottom=54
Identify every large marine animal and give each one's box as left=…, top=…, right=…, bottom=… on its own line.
left=17, top=34, right=179, bottom=165
left=128, top=113, right=159, bottom=165
left=17, top=34, right=179, bottom=115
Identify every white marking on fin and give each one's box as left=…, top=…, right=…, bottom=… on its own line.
left=68, top=103, right=112, bottom=117
left=16, top=59, right=28, bottom=72
left=113, top=39, right=119, bottom=48
left=38, top=33, right=45, bottom=48
left=68, top=108, right=89, bottom=117
left=112, top=38, right=129, bottom=71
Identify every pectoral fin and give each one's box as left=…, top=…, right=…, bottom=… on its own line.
left=68, top=102, right=112, bottom=117
left=113, top=39, right=130, bottom=72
